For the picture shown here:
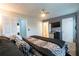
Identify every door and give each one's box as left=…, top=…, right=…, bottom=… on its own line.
left=62, top=17, right=74, bottom=42
left=62, top=17, right=76, bottom=56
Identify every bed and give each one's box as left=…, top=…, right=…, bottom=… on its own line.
left=0, top=36, right=24, bottom=56
left=9, top=35, right=43, bottom=56
left=0, top=35, right=69, bottom=56
left=23, top=35, right=68, bottom=56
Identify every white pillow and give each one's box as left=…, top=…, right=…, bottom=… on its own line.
left=9, top=35, right=22, bottom=41
left=16, top=35, right=22, bottom=40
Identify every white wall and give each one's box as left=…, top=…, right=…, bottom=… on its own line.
left=26, top=18, right=42, bottom=37
left=0, top=11, right=42, bottom=37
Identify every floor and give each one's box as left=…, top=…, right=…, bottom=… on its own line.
left=67, top=42, right=76, bottom=56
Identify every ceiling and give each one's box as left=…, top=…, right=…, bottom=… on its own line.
left=0, top=3, right=79, bottom=19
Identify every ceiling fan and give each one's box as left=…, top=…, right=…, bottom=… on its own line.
left=40, top=9, right=49, bottom=17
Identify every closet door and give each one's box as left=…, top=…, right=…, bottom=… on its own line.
left=2, top=16, right=11, bottom=36
left=62, top=17, right=74, bottom=42
left=0, top=16, right=2, bottom=35
left=2, top=16, right=18, bottom=36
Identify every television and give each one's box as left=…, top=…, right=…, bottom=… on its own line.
left=51, top=22, right=60, bottom=28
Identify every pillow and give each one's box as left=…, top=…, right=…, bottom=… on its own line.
left=16, top=35, right=22, bottom=40
left=9, top=35, right=22, bottom=41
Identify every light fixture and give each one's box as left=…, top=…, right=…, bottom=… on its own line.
left=41, top=13, right=46, bottom=17
left=17, top=23, right=20, bottom=35
left=40, top=9, right=49, bottom=18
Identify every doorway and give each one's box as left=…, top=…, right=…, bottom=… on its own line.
left=18, top=19, right=27, bottom=37
left=42, top=21, right=49, bottom=37
left=62, top=17, right=76, bottom=55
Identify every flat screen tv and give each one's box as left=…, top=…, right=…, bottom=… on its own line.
left=51, top=22, right=60, bottom=28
